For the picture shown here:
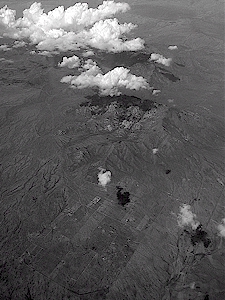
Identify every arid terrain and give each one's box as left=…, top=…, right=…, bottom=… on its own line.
left=0, top=0, right=224, bottom=299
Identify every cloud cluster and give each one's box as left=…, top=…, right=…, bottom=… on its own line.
left=0, top=1, right=144, bottom=52
left=0, top=57, right=13, bottom=63
left=149, top=53, right=172, bottom=67
left=0, top=44, right=11, bottom=51
left=30, top=49, right=59, bottom=56
left=0, top=41, right=26, bottom=50
left=177, top=204, right=200, bottom=230
left=217, top=218, right=225, bottom=237
left=98, top=168, right=112, bottom=188
left=58, top=55, right=80, bottom=68
left=80, top=18, right=144, bottom=52
left=60, top=59, right=150, bottom=96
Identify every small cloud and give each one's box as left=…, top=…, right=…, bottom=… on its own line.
left=0, top=44, right=11, bottom=51
left=82, top=59, right=101, bottom=74
left=177, top=204, right=200, bottom=230
left=98, top=168, right=112, bottom=188
left=0, top=57, right=13, bottom=63
left=216, top=178, right=224, bottom=186
left=168, top=45, right=178, bottom=50
left=217, top=218, right=225, bottom=237
left=152, top=148, right=158, bottom=154
left=60, top=75, right=73, bottom=84
left=58, top=55, right=81, bottom=68
left=61, top=61, right=150, bottom=96
left=149, top=53, right=172, bottom=67
left=13, top=40, right=26, bottom=48
left=152, top=89, right=161, bottom=95
left=82, top=50, right=94, bottom=57
left=38, top=50, right=59, bottom=56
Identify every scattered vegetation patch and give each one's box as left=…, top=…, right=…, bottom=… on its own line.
left=191, top=224, right=211, bottom=248
left=165, top=169, right=171, bottom=174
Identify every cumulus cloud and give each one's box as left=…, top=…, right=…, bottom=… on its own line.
left=149, top=53, right=172, bottom=67
left=217, top=218, right=225, bottom=237
left=168, top=45, right=178, bottom=50
left=0, top=1, right=144, bottom=52
left=82, top=50, right=94, bottom=57
left=0, top=44, right=11, bottom=51
left=60, top=60, right=150, bottom=96
left=60, top=75, right=73, bottom=84
left=177, top=204, right=200, bottom=230
left=98, top=168, right=112, bottom=188
left=79, top=18, right=144, bottom=52
left=152, top=89, right=161, bottom=95
left=13, top=40, right=26, bottom=48
left=58, top=55, right=81, bottom=68
left=0, top=57, right=13, bottom=63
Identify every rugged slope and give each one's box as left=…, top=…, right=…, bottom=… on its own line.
left=1, top=46, right=225, bottom=299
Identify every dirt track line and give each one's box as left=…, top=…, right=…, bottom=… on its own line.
left=205, top=186, right=224, bottom=228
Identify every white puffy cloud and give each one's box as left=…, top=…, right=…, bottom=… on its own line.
left=149, top=53, right=172, bottom=67
left=82, top=50, right=94, bottom=57
left=82, top=59, right=101, bottom=74
left=0, top=1, right=144, bottom=52
left=79, top=18, right=144, bottom=52
left=58, top=55, right=81, bottom=68
left=60, top=75, right=73, bottom=84
left=217, top=218, right=225, bottom=237
left=0, top=57, right=13, bottom=63
left=177, top=204, right=200, bottom=230
left=61, top=60, right=150, bottom=96
left=152, top=148, right=159, bottom=154
left=0, top=44, right=11, bottom=51
left=98, top=168, right=112, bottom=188
left=13, top=40, right=26, bottom=48
left=168, top=45, right=178, bottom=50
left=0, top=1, right=129, bottom=33
left=152, top=89, right=161, bottom=95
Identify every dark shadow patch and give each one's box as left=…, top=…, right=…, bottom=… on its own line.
left=116, top=186, right=130, bottom=206
left=191, top=225, right=211, bottom=248
left=95, top=51, right=150, bottom=68
left=194, top=198, right=201, bottom=201
left=80, top=286, right=109, bottom=300
left=165, top=169, right=171, bottom=174
left=81, top=94, right=160, bottom=115
left=25, top=288, right=33, bottom=300
left=157, top=66, right=180, bottom=82
left=175, top=62, right=185, bottom=67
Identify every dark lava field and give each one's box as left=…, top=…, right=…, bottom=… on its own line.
left=0, top=0, right=224, bottom=299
